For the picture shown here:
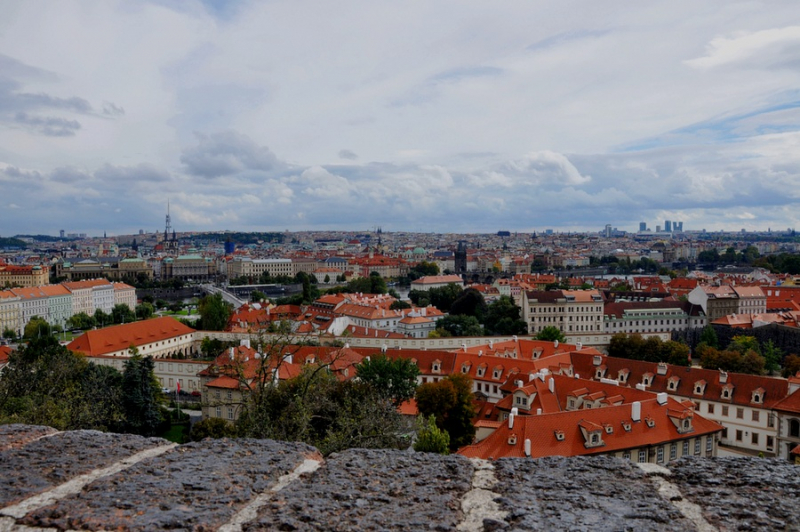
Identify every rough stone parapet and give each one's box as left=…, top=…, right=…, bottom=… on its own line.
left=0, top=426, right=798, bottom=531
left=246, top=449, right=474, bottom=531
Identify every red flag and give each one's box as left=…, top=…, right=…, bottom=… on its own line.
left=177, top=381, right=181, bottom=393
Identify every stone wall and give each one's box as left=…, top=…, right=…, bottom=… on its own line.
left=0, top=424, right=797, bottom=531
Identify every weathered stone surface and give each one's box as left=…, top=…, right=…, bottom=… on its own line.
left=244, top=449, right=474, bottom=531
left=493, top=456, right=689, bottom=531
left=21, top=438, right=317, bottom=531
left=0, top=430, right=165, bottom=508
left=669, top=456, right=800, bottom=532
left=0, top=424, right=57, bottom=452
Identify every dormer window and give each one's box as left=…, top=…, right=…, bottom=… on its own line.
left=693, top=380, right=706, bottom=396
left=751, top=388, right=765, bottom=404
left=721, top=385, right=733, bottom=400
left=603, top=424, right=613, bottom=434
left=645, top=417, right=655, bottom=428
left=493, top=367, right=503, bottom=379
left=618, top=369, right=629, bottom=384
left=477, top=366, right=486, bottom=377
left=595, top=365, right=606, bottom=379
left=432, top=360, right=441, bottom=374
left=667, top=377, right=680, bottom=391
left=642, top=374, right=653, bottom=387
left=508, top=434, right=517, bottom=445
left=461, top=363, right=470, bottom=374
left=555, top=430, right=565, bottom=441
left=590, top=433, right=600, bottom=445
left=622, top=421, right=632, bottom=432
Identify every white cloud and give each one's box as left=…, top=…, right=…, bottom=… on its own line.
left=686, top=25, right=800, bottom=69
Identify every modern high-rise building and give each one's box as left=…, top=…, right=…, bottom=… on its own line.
left=639, top=222, right=647, bottom=232
left=604, top=224, right=612, bottom=238
left=675, top=221, right=683, bottom=232
left=665, top=220, right=672, bottom=232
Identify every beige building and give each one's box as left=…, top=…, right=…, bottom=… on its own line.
left=67, top=316, right=197, bottom=359
left=0, top=264, right=49, bottom=288
left=0, top=292, right=22, bottom=336
left=522, top=289, right=604, bottom=335
left=113, top=283, right=138, bottom=310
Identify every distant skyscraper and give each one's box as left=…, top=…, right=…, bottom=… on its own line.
left=656, top=225, right=662, bottom=233
left=676, top=221, right=683, bottom=232
left=59, top=229, right=65, bottom=238
left=665, top=220, right=672, bottom=232
left=604, top=224, right=612, bottom=238
left=639, top=222, right=646, bottom=232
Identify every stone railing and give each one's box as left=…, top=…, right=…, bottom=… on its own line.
left=0, top=425, right=796, bottom=531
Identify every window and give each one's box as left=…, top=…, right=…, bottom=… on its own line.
left=735, top=430, right=743, bottom=442
left=768, top=413, right=776, bottom=428
left=707, top=404, right=714, bottom=414
left=752, top=410, right=760, bottom=422
left=736, top=408, right=744, bottom=419
left=683, top=441, right=689, bottom=456
left=722, top=428, right=728, bottom=439
left=706, top=437, right=712, bottom=455
left=767, top=436, right=774, bottom=451
left=751, top=432, right=758, bottom=445
left=657, top=446, right=664, bottom=463
left=722, top=406, right=729, bottom=417
left=215, top=406, right=221, bottom=417
left=638, top=450, right=647, bottom=463
left=694, top=439, right=701, bottom=455
left=227, top=391, right=232, bottom=400
left=790, top=419, right=800, bottom=438
left=670, top=443, right=677, bottom=460
left=623, top=451, right=631, bottom=460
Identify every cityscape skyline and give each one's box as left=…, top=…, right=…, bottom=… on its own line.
left=2, top=2, right=800, bottom=235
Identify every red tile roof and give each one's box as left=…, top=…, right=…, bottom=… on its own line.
left=67, top=317, right=195, bottom=356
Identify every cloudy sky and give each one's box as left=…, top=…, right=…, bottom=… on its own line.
left=2, top=1, right=800, bottom=236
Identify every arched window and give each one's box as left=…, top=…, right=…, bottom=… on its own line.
left=790, top=418, right=800, bottom=438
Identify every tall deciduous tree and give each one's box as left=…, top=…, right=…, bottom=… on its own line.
left=356, top=354, right=420, bottom=407
left=535, top=326, right=567, bottom=343
left=416, top=373, right=476, bottom=451
left=122, top=347, right=163, bottom=436
left=198, top=293, right=232, bottom=331
left=483, top=295, right=527, bottom=335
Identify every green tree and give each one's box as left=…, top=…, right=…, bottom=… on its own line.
left=727, top=335, right=761, bottom=356
left=414, top=414, right=450, bottom=454
left=408, top=289, right=431, bottom=308
left=2, top=328, right=17, bottom=341
left=0, top=335, right=122, bottom=431
left=699, top=326, right=719, bottom=349
left=67, top=311, right=96, bottom=330
left=483, top=296, right=527, bottom=336
left=416, top=373, right=476, bottom=451
left=369, top=271, right=387, bottom=295
left=660, top=340, right=691, bottom=367
left=535, top=326, right=567, bottom=343
left=190, top=417, right=237, bottom=441
left=121, top=347, right=163, bottom=436
left=782, top=354, right=800, bottom=378
left=250, top=290, right=266, bottom=302
left=435, top=315, right=484, bottom=337
left=390, top=300, right=411, bottom=310
left=94, top=308, right=110, bottom=328
left=608, top=333, right=646, bottom=360
left=111, top=303, right=136, bottom=325
left=739, top=350, right=766, bottom=375
left=198, top=293, right=232, bottom=331
left=449, top=288, right=488, bottom=320
left=324, top=274, right=330, bottom=284
left=23, top=316, right=51, bottom=340
left=427, top=283, right=463, bottom=312
left=762, top=340, right=783, bottom=375
left=356, top=354, right=420, bottom=407
left=135, top=302, right=155, bottom=320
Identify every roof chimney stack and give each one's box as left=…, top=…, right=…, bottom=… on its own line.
left=657, top=392, right=668, bottom=405
left=524, top=438, right=531, bottom=457
left=508, top=413, right=514, bottom=429
left=548, top=377, right=554, bottom=394
left=632, top=401, right=642, bottom=422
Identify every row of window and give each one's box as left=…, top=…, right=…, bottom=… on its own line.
left=624, top=437, right=713, bottom=463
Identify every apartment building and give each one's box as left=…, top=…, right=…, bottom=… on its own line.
left=603, top=300, right=707, bottom=335
left=522, top=289, right=604, bottom=335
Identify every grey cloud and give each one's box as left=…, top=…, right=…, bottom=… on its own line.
left=429, top=66, right=504, bottom=83
left=338, top=149, right=358, bottom=160
left=527, top=29, right=611, bottom=51
left=0, top=54, right=59, bottom=82
left=102, top=101, right=125, bottom=116
left=14, top=112, right=81, bottom=136
left=49, top=166, right=92, bottom=184
left=95, top=163, right=170, bottom=183
left=180, top=130, right=281, bottom=178
left=13, top=92, right=93, bottom=114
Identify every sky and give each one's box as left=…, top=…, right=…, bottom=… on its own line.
left=2, top=1, right=800, bottom=237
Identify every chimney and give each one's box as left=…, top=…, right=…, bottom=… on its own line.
left=240, top=339, right=250, bottom=349
left=536, top=408, right=542, bottom=415
left=548, top=377, right=554, bottom=393
left=489, top=340, right=493, bottom=349
left=513, top=335, right=518, bottom=342
left=657, top=392, right=668, bottom=405
left=229, top=347, right=235, bottom=360
left=576, top=342, right=582, bottom=350
left=462, top=344, right=467, bottom=352
left=285, top=354, right=293, bottom=364
left=508, top=413, right=514, bottom=429
left=554, top=340, right=559, bottom=348
left=719, top=370, right=728, bottom=384
left=511, top=407, right=518, bottom=416
left=632, top=401, right=641, bottom=422
left=515, top=380, right=523, bottom=388
left=524, top=439, right=531, bottom=457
